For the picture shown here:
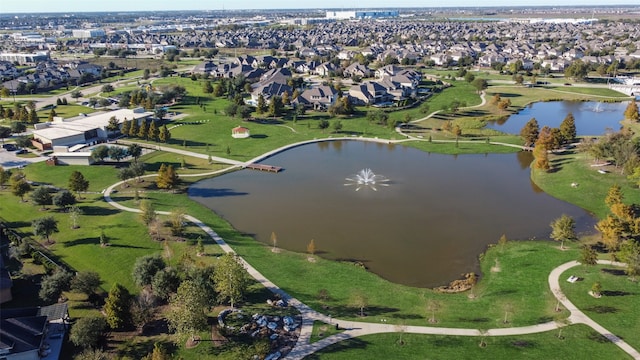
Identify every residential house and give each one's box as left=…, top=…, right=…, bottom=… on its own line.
left=348, top=81, right=392, bottom=105
left=292, top=85, right=339, bottom=110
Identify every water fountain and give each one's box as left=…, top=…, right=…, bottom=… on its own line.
left=344, top=168, right=390, bottom=191
left=591, top=103, right=604, bottom=112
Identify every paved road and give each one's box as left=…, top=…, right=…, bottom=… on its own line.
left=101, top=140, right=640, bottom=359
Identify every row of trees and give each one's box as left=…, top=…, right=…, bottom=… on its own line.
left=119, top=118, right=171, bottom=143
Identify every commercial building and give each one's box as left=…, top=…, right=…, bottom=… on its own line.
left=71, top=29, right=105, bottom=39
left=326, top=10, right=399, bottom=20
left=32, top=108, right=153, bottom=149
left=0, top=52, right=49, bottom=65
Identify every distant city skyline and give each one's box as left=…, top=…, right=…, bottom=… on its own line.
left=1, top=0, right=638, bottom=14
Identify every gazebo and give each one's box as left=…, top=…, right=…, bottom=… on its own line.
left=232, top=126, right=250, bottom=138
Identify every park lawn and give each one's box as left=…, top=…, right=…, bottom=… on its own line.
left=404, top=138, right=521, bottom=155
left=542, top=86, right=630, bottom=98
left=485, top=86, right=625, bottom=108
left=531, top=151, right=640, bottom=219
left=305, top=324, right=632, bottom=360
left=22, top=162, right=120, bottom=192
left=36, top=103, right=96, bottom=121
left=560, top=264, right=640, bottom=350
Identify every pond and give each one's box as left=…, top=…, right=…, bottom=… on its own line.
left=485, top=101, right=629, bottom=135
left=189, top=141, right=595, bottom=288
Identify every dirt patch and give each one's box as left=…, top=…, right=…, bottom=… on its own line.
left=185, top=336, right=201, bottom=349
left=307, top=256, right=316, bottom=263
left=211, top=324, right=228, bottom=347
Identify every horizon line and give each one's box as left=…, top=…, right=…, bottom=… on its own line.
left=2, top=4, right=639, bottom=15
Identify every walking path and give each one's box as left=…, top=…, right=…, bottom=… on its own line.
left=102, top=142, right=640, bottom=359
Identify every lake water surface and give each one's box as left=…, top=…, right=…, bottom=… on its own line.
left=189, top=141, right=595, bottom=287
left=486, top=101, right=628, bottom=135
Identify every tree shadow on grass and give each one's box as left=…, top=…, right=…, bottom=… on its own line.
left=80, top=206, right=120, bottom=216
left=457, top=317, right=491, bottom=323
left=601, top=290, right=634, bottom=297
left=304, top=338, right=369, bottom=359
left=601, top=268, right=626, bottom=276
left=585, top=305, right=619, bottom=314
left=63, top=237, right=98, bottom=247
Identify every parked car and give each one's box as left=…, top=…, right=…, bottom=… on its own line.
left=2, top=144, right=16, bottom=151
left=15, top=149, right=28, bottom=154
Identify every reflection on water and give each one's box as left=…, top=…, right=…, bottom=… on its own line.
left=189, top=141, right=594, bottom=288
left=486, top=101, right=628, bottom=136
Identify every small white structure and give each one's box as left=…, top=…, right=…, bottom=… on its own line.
left=232, top=126, right=250, bottom=139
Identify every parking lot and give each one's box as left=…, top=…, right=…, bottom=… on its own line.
left=0, top=148, right=48, bottom=169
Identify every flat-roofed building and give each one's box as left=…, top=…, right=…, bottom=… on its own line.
left=32, top=108, right=153, bottom=148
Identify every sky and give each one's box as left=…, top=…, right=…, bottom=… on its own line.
left=1, top=0, right=638, bottom=13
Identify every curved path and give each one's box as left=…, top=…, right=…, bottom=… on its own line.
left=549, top=260, right=640, bottom=359
left=102, top=142, right=639, bottom=359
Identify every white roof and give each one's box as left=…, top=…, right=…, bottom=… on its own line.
left=33, top=127, right=83, bottom=140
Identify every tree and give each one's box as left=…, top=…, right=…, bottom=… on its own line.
left=68, top=170, right=90, bottom=198
left=30, top=186, right=52, bottom=210
left=75, top=348, right=110, bottom=360
left=618, top=240, right=640, bottom=279
left=591, top=282, right=602, bottom=297
left=154, top=108, right=166, bottom=121
left=225, top=103, right=238, bottom=117
left=10, top=173, right=31, bottom=201
left=131, top=290, right=156, bottom=332
left=39, top=270, right=73, bottom=303
left=32, top=216, right=58, bottom=244
left=48, top=109, right=57, bottom=121
left=472, top=78, right=488, bottom=93
left=118, top=166, right=135, bottom=186
left=605, top=184, right=624, bottom=208
left=91, top=145, right=110, bottom=163
left=159, top=125, right=171, bottom=143
left=579, top=245, right=598, bottom=266
left=203, top=81, right=213, bottom=94
left=71, top=90, right=83, bottom=99
left=596, top=215, right=624, bottom=251
left=167, top=280, right=209, bottom=341
left=138, top=120, right=149, bottom=140
left=0, top=166, right=9, bottom=189
left=148, top=120, right=160, bottom=141
left=101, top=84, right=114, bottom=94
left=318, top=119, right=329, bottom=131
left=550, top=214, right=577, bottom=249
left=152, top=267, right=181, bottom=301
left=564, top=59, right=588, bottom=81
left=520, top=118, right=539, bottom=147
left=157, top=164, right=179, bottom=190
left=69, top=205, right=82, bottom=229
left=120, top=119, right=131, bottom=136
left=104, top=283, right=131, bottom=329
left=71, top=271, right=102, bottom=298
left=130, top=162, right=146, bottom=182
left=559, top=113, right=576, bottom=144
left=129, top=119, right=139, bottom=138
left=145, top=342, right=171, bottom=360
left=214, top=253, right=250, bottom=309
left=70, top=317, right=107, bottom=349
left=624, top=99, right=639, bottom=122
left=128, top=143, right=142, bottom=163
left=106, top=116, right=120, bottom=135
left=132, top=254, right=166, bottom=288
left=108, top=146, right=127, bottom=162
left=497, top=99, right=511, bottom=112
left=350, top=289, right=368, bottom=317
left=11, top=121, right=27, bottom=135
left=307, top=239, right=316, bottom=255
left=256, top=94, right=267, bottom=115
left=169, top=210, right=185, bottom=237
left=139, top=200, right=157, bottom=227
left=268, top=95, right=284, bottom=117
left=53, top=190, right=76, bottom=210
left=29, top=109, right=39, bottom=124
left=213, top=83, right=224, bottom=97
left=332, top=120, right=343, bottom=133
left=426, top=299, right=442, bottom=324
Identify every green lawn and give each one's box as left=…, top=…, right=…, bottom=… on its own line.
left=306, top=325, right=631, bottom=359
left=560, top=264, right=640, bottom=350
left=531, top=151, right=640, bottom=219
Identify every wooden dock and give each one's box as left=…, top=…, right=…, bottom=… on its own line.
left=245, top=164, right=283, bottom=173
